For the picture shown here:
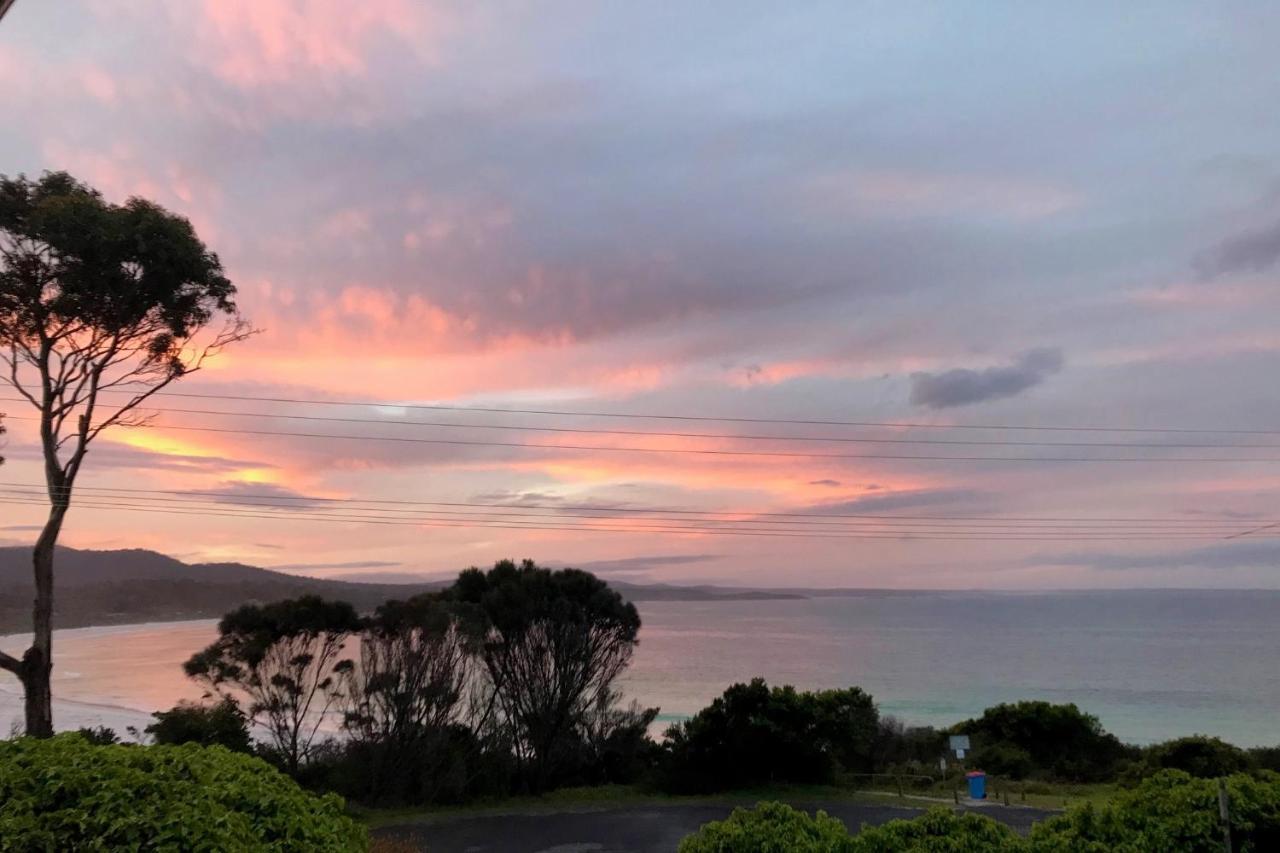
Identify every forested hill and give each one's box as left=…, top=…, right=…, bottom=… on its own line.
left=0, top=547, right=802, bottom=633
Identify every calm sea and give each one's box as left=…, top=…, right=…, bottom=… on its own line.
left=4, top=590, right=1278, bottom=746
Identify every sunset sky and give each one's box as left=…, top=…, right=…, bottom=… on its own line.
left=3, top=2, right=1280, bottom=588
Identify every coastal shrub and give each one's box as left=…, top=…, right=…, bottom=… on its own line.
left=853, top=807, right=1024, bottom=851
left=678, top=804, right=1022, bottom=852
left=952, top=701, right=1134, bottom=782
left=661, top=679, right=880, bottom=793
left=1251, top=746, right=1280, bottom=773
left=0, top=733, right=366, bottom=852
left=75, top=725, right=120, bottom=745
left=1138, top=735, right=1252, bottom=779
left=146, top=698, right=252, bottom=752
left=1027, top=770, right=1280, bottom=852
left=871, top=717, right=944, bottom=773
left=301, top=725, right=514, bottom=807
left=677, top=801, right=853, bottom=852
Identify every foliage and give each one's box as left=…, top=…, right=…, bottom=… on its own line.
left=677, top=801, right=853, bottom=853
left=145, top=698, right=252, bottom=752
left=1139, top=735, right=1252, bottom=779
left=184, top=595, right=361, bottom=771
left=75, top=725, right=120, bottom=745
left=1250, top=746, right=1280, bottom=774
left=871, top=716, right=944, bottom=772
left=0, top=171, right=250, bottom=736
left=0, top=733, right=366, bottom=852
left=336, top=594, right=471, bottom=748
left=448, top=559, right=643, bottom=792
left=678, top=803, right=1021, bottom=853
left=951, top=701, right=1134, bottom=782
left=1027, top=770, right=1280, bottom=852
left=661, top=678, right=880, bottom=793
left=852, top=807, right=1024, bottom=852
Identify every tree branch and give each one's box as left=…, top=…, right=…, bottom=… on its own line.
left=0, top=648, right=22, bottom=676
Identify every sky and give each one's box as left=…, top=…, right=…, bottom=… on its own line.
left=2, top=1, right=1280, bottom=588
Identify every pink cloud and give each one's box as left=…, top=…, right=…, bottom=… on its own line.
left=197, top=0, right=453, bottom=89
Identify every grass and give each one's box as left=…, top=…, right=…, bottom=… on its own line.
left=358, top=778, right=1121, bottom=828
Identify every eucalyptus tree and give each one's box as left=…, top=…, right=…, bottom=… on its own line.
left=0, top=171, right=251, bottom=736
left=185, top=596, right=361, bottom=773
left=449, top=559, right=642, bottom=792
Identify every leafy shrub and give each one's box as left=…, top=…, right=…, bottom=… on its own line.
left=871, top=717, right=943, bottom=772
left=952, top=701, right=1134, bottom=782
left=145, top=698, right=252, bottom=752
left=1139, top=735, right=1252, bottom=779
left=0, top=733, right=366, bottom=851
left=853, top=807, right=1024, bottom=851
left=678, top=801, right=853, bottom=853
left=662, top=679, right=880, bottom=793
left=1251, top=746, right=1280, bottom=773
left=1027, top=770, right=1280, bottom=852
left=678, top=804, right=1022, bottom=852
left=75, top=725, right=120, bottom=745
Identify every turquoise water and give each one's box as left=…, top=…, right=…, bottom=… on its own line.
left=621, top=591, right=1280, bottom=747
left=5, top=590, right=1278, bottom=747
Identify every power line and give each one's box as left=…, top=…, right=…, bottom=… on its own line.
left=4, top=415, right=1278, bottom=463
left=73, top=388, right=1280, bottom=436
left=6, top=397, right=1279, bottom=450
left=1, top=495, right=1271, bottom=541
left=0, top=486, right=1264, bottom=534
left=4, top=482, right=1270, bottom=526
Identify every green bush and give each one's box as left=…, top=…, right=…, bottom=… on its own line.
left=952, top=701, right=1134, bottom=782
left=1140, top=735, right=1252, bottom=779
left=146, top=698, right=252, bottom=752
left=0, top=734, right=367, bottom=852
left=853, top=807, right=1024, bottom=852
left=677, top=804, right=1021, bottom=852
left=662, top=679, right=880, bottom=793
left=1027, top=770, right=1280, bottom=852
left=677, top=801, right=853, bottom=853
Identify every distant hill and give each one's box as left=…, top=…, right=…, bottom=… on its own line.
left=0, top=547, right=804, bottom=633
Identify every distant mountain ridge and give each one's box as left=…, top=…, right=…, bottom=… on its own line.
left=0, top=546, right=807, bottom=634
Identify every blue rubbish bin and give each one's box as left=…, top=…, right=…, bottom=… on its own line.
left=966, top=771, right=986, bottom=800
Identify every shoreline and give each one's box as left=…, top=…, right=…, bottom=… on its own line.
left=0, top=619, right=218, bottom=737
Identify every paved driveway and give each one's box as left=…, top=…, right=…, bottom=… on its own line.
left=374, top=800, right=1056, bottom=852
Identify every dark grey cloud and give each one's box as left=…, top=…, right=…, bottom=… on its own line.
left=270, top=560, right=403, bottom=571
left=575, top=554, right=723, bottom=575
left=192, top=481, right=323, bottom=510
left=910, top=348, right=1064, bottom=409
left=1040, top=539, right=1280, bottom=571
left=796, top=488, right=990, bottom=516
left=1, top=525, right=43, bottom=532
left=1195, top=218, right=1280, bottom=279
left=808, top=479, right=841, bottom=487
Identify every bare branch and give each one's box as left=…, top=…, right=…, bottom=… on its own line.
left=0, top=648, right=20, bottom=676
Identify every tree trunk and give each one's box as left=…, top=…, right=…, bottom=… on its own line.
left=23, top=503, right=67, bottom=738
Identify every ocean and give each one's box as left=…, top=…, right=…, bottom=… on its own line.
left=3, top=590, right=1278, bottom=746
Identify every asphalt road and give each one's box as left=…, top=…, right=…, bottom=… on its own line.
left=374, top=800, right=1056, bottom=853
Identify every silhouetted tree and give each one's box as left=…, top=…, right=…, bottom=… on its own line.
left=449, top=559, right=642, bottom=792
left=336, top=594, right=472, bottom=747
left=0, top=172, right=251, bottom=736
left=185, top=596, right=359, bottom=772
